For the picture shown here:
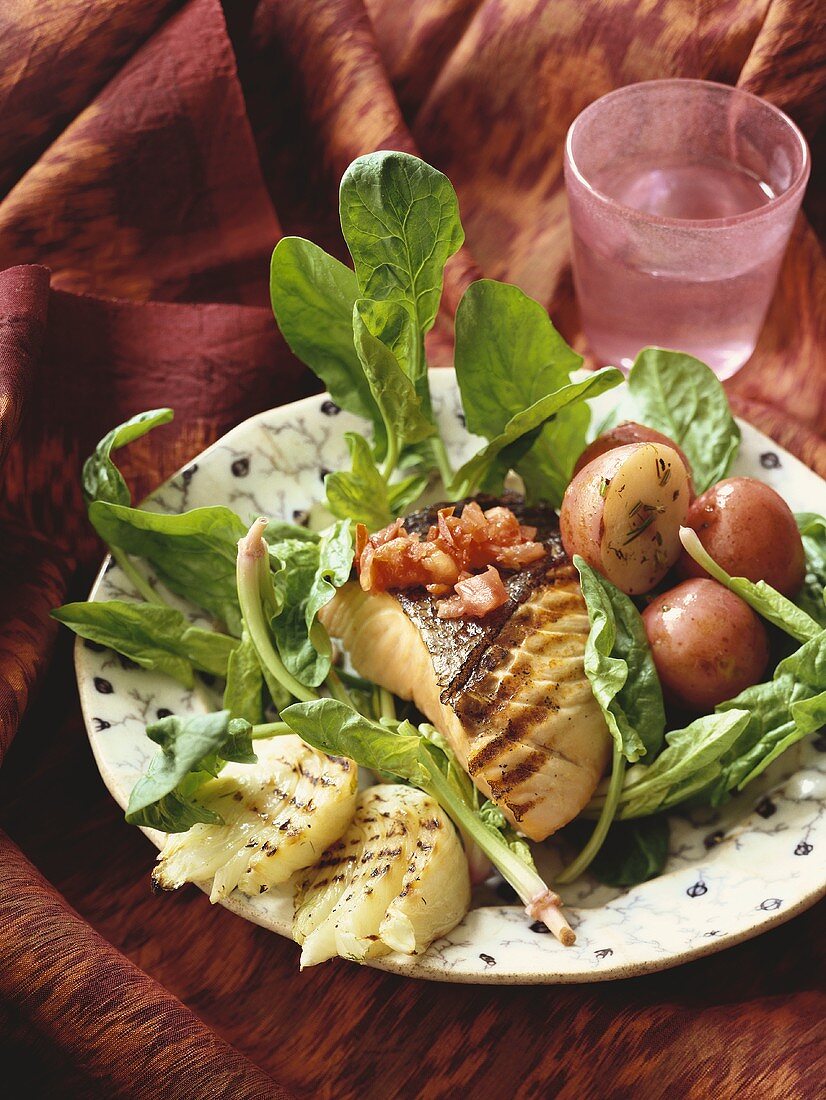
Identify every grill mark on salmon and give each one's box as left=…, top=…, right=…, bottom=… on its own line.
left=321, top=495, right=611, bottom=841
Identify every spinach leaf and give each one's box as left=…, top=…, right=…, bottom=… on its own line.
left=448, top=367, right=623, bottom=497
left=454, top=280, right=585, bottom=505
left=795, top=513, right=826, bottom=628
left=89, top=502, right=247, bottom=635
left=222, top=629, right=264, bottom=724
left=680, top=528, right=821, bottom=643
left=353, top=305, right=434, bottom=452
left=270, top=521, right=354, bottom=688
left=622, top=348, right=740, bottom=493
left=270, top=237, right=384, bottom=450
left=262, top=519, right=319, bottom=545
left=596, top=710, right=752, bottom=819
left=339, top=151, right=464, bottom=354
left=83, top=408, right=173, bottom=506
left=574, top=557, right=665, bottom=761
left=325, top=433, right=394, bottom=529
left=283, top=699, right=427, bottom=785
left=126, top=710, right=256, bottom=831
left=711, top=629, right=826, bottom=798
left=53, top=601, right=237, bottom=688
left=589, top=816, right=669, bottom=887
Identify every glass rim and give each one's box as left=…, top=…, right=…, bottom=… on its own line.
left=565, top=78, right=811, bottom=230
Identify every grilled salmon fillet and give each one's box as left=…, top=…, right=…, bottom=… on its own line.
left=320, top=498, right=611, bottom=841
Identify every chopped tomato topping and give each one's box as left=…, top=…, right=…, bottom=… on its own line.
left=355, top=501, right=546, bottom=618
left=436, top=566, right=509, bottom=619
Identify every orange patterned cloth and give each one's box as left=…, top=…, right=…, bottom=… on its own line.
left=0, top=2, right=823, bottom=1095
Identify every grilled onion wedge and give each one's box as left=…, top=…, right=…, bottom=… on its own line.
left=294, top=785, right=471, bottom=967
left=153, top=736, right=358, bottom=902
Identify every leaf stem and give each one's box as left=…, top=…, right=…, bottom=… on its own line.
left=326, top=668, right=355, bottom=707
left=424, top=765, right=575, bottom=946
left=250, top=721, right=292, bottom=739
left=432, top=435, right=455, bottom=490
left=110, top=546, right=163, bottom=605
left=379, top=687, right=396, bottom=722
left=380, top=430, right=400, bottom=483
left=237, top=519, right=317, bottom=704
left=556, top=744, right=626, bottom=884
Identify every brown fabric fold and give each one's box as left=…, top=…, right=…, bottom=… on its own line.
left=0, top=0, right=823, bottom=1095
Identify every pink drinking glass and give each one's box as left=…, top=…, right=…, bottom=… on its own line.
left=564, top=79, right=810, bottom=379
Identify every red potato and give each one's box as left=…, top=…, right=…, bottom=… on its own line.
left=560, top=442, right=691, bottom=595
left=677, top=477, right=805, bottom=596
left=642, top=579, right=770, bottom=711
left=574, top=421, right=695, bottom=498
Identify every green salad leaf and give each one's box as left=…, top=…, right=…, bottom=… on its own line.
left=269, top=521, right=354, bottom=688
left=83, top=408, right=173, bottom=506
left=89, top=502, right=247, bottom=636
left=711, top=628, right=826, bottom=799
left=795, top=512, right=826, bottom=628
left=53, top=600, right=237, bottom=688
left=589, top=816, right=670, bottom=887
left=269, top=238, right=385, bottom=450
left=680, top=527, right=821, bottom=643
left=454, top=280, right=586, bottom=506
left=340, top=151, right=464, bottom=360
left=222, top=629, right=264, bottom=724
left=126, top=710, right=256, bottom=831
left=574, top=557, right=665, bottom=762
left=449, top=367, right=623, bottom=498
left=623, top=348, right=740, bottom=493
left=325, top=433, right=394, bottom=528
left=353, top=305, right=435, bottom=455
left=607, top=710, right=752, bottom=819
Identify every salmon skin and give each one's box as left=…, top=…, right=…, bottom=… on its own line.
left=321, top=495, right=611, bottom=842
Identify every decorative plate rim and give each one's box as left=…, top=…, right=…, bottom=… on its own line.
left=75, top=370, right=826, bottom=984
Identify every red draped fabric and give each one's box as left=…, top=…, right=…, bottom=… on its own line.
left=0, top=1, right=823, bottom=1094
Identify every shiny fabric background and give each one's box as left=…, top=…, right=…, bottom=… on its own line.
left=0, top=1, right=823, bottom=1095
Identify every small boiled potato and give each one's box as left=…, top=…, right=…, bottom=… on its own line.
left=642, top=579, right=769, bottom=711
left=560, top=442, right=691, bottom=595
left=574, top=421, right=695, bottom=498
left=677, top=477, right=805, bottom=596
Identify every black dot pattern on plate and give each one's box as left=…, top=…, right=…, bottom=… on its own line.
left=759, top=452, right=781, bottom=469
left=479, top=953, right=496, bottom=967
left=84, top=639, right=107, bottom=653
left=319, top=466, right=331, bottom=481
left=758, top=897, right=782, bottom=911
left=156, top=708, right=173, bottom=719
left=529, top=920, right=550, bottom=934
left=594, top=948, right=613, bottom=959
left=119, top=654, right=140, bottom=671
left=182, top=464, right=198, bottom=483
left=231, top=456, right=250, bottom=477
left=456, top=411, right=466, bottom=427
left=292, top=509, right=310, bottom=526
left=794, top=841, right=813, bottom=856
left=756, top=797, right=776, bottom=819
left=703, top=930, right=722, bottom=938
left=686, top=881, right=707, bottom=898
left=321, top=400, right=341, bottom=416
left=94, top=677, right=113, bottom=694
left=93, top=718, right=111, bottom=732
left=704, top=830, right=725, bottom=849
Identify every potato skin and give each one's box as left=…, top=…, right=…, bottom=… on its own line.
left=642, top=579, right=770, bottom=711
left=574, top=421, right=695, bottom=497
left=560, top=442, right=690, bottom=595
left=677, top=477, right=805, bottom=596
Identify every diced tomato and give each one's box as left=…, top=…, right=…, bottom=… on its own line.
left=355, top=500, right=546, bottom=617
left=436, top=566, right=509, bottom=619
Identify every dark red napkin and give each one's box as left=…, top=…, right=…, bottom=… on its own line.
left=0, top=1, right=823, bottom=1095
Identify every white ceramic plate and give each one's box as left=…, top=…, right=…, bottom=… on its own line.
left=76, top=370, right=826, bottom=984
